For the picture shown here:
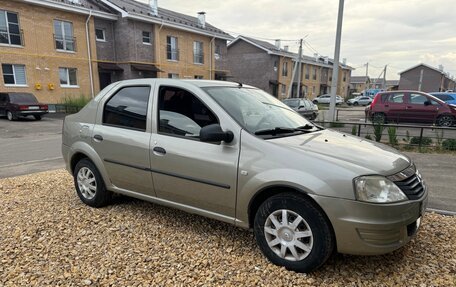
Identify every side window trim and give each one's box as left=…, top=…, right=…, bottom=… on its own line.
left=101, top=85, right=152, bottom=132
left=156, top=85, right=220, bottom=142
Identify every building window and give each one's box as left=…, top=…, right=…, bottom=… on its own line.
left=281, top=84, right=286, bottom=96
left=142, top=31, right=151, bottom=45
left=312, top=86, right=316, bottom=94
left=313, top=67, right=317, bottom=80
left=54, top=20, right=75, bottom=52
left=166, top=36, right=179, bottom=61
left=193, top=41, right=204, bottom=64
left=0, top=10, right=22, bottom=46
left=343, top=71, right=346, bottom=82
left=59, top=67, right=78, bottom=87
left=282, top=61, right=288, bottom=77
left=194, top=75, right=203, bottom=79
left=95, top=28, right=106, bottom=42
left=2, top=64, right=26, bottom=86
left=168, top=73, right=179, bottom=79
left=305, top=65, right=310, bottom=79
left=215, top=44, right=221, bottom=57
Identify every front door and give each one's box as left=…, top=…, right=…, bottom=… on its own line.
left=383, top=92, right=406, bottom=123
left=405, top=92, right=441, bottom=123
left=91, top=85, right=156, bottom=196
left=150, top=84, right=240, bottom=219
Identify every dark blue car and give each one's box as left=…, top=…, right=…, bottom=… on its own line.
left=430, top=92, right=456, bottom=105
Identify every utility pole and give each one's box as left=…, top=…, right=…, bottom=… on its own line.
left=383, top=65, right=387, bottom=90
left=365, top=62, right=369, bottom=93
left=328, top=0, right=345, bottom=121
left=418, top=69, right=424, bottom=91
left=286, top=58, right=298, bottom=98
left=296, top=39, right=303, bottom=98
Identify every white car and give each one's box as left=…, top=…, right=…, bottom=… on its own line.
left=347, top=96, right=372, bottom=106
left=313, top=94, right=343, bottom=105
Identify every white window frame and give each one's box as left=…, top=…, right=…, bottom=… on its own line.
left=193, top=41, right=204, bottom=64
left=168, top=73, right=179, bottom=79
left=59, top=67, right=78, bottom=88
left=0, top=10, right=22, bottom=47
left=166, top=36, right=179, bottom=61
left=282, top=61, right=288, bottom=77
left=95, top=28, right=106, bottom=42
left=142, top=31, right=151, bottom=45
left=54, top=20, right=75, bottom=52
left=2, top=64, right=27, bottom=87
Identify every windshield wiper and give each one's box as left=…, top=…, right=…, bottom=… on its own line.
left=254, top=125, right=318, bottom=136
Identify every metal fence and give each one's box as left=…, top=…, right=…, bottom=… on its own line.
left=314, top=121, right=456, bottom=152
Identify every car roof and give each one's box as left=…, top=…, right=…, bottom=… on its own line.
left=107, top=78, right=256, bottom=89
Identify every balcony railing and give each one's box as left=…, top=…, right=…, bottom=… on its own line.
left=54, top=34, right=77, bottom=52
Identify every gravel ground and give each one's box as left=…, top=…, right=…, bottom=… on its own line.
left=0, top=170, right=455, bottom=287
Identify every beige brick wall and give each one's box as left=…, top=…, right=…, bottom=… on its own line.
left=155, top=26, right=213, bottom=80
left=0, top=0, right=99, bottom=104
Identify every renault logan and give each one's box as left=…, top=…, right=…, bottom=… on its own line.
left=62, top=79, right=427, bottom=272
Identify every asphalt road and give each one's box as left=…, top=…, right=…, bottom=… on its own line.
left=0, top=112, right=455, bottom=213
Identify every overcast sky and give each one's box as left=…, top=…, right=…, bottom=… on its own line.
left=138, top=0, right=456, bottom=80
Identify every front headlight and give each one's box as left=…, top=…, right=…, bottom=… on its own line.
left=354, top=175, right=407, bottom=203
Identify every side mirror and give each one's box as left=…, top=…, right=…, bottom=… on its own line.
left=200, top=124, right=234, bottom=143
left=424, top=100, right=431, bottom=106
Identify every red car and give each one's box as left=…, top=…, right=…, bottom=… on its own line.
left=365, top=91, right=456, bottom=126
left=0, top=92, right=48, bottom=121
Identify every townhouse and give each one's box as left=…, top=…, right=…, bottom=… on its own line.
left=349, top=76, right=370, bottom=94
left=0, top=0, right=232, bottom=104
left=0, top=0, right=116, bottom=103
left=226, top=36, right=353, bottom=99
left=399, top=63, right=456, bottom=92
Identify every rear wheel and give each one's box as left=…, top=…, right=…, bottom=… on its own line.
left=74, top=158, right=112, bottom=207
left=353, top=102, right=359, bottom=106
left=372, top=112, right=386, bottom=124
left=34, top=115, right=42, bottom=120
left=313, top=100, right=318, bottom=104
left=437, top=114, right=454, bottom=127
left=6, top=111, right=17, bottom=121
left=254, top=193, right=334, bottom=273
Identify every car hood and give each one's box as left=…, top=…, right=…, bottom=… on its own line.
left=269, top=129, right=410, bottom=176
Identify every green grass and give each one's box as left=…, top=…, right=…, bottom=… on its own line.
left=61, top=95, right=91, bottom=113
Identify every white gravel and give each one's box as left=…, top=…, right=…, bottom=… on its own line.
left=0, top=169, right=455, bottom=286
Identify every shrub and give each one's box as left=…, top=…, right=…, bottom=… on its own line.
left=365, top=134, right=373, bottom=140
left=62, top=94, right=91, bottom=113
left=387, top=127, right=398, bottom=145
left=373, top=123, right=385, bottom=142
left=351, top=125, right=357, bottom=136
left=330, top=122, right=345, bottom=128
left=410, top=136, right=432, bottom=146
left=442, top=139, right=456, bottom=151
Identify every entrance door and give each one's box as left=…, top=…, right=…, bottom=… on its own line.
left=99, top=72, right=112, bottom=90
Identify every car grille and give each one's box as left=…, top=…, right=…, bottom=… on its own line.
left=387, top=165, right=426, bottom=200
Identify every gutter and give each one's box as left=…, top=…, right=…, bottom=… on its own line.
left=210, top=36, right=215, bottom=80
left=85, top=10, right=95, bottom=98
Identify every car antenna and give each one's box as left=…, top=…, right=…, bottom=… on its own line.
left=237, top=82, right=243, bottom=88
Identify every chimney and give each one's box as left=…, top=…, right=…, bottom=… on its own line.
left=324, top=56, right=329, bottom=64
left=342, top=58, right=347, bottom=65
left=149, top=0, right=158, bottom=16
left=275, top=39, right=281, bottom=49
left=439, top=64, right=444, bottom=72
left=197, top=12, right=206, bottom=28
left=314, top=53, right=318, bottom=61
left=284, top=45, right=289, bottom=52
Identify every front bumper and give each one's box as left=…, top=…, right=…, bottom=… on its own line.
left=311, top=189, right=428, bottom=255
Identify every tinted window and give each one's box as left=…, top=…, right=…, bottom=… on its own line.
left=283, top=99, right=299, bottom=107
left=103, top=86, right=151, bottom=131
left=409, top=94, right=428, bottom=105
left=158, top=86, right=218, bottom=139
left=386, top=93, right=404, bottom=103
left=9, top=93, right=38, bottom=103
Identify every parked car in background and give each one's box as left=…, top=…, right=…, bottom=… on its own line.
left=347, top=96, right=372, bottom=106
left=282, top=98, right=319, bottom=120
left=312, top=94, right=343, bottom=105
left=365, top=91, right=456, bottom=126
left=429, top=92, right=456, bottom=105
left=63, top=79, right=427, bottom=273
left=0, top=92, right=48, bottom=121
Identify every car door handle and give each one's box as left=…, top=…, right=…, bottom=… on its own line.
left=93, top=134, right=103, bottom=142
left=153, top=146, right=166, bottom=155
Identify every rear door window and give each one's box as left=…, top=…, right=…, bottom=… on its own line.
left=103, top=86, right=151, bottom=131
left=386, top=93, right=404, bottom=103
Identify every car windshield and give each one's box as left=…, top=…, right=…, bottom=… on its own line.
left=203, top=87, right=320, bottom=137
left=9, top=93, right=38, bottom=104
left=282, top=99, right=300, bottom=108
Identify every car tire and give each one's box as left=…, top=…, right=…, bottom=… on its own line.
left=74, top=158, right=112, bottom=208
left=436, top=114, right=454, bottom=127
left=372, top=113, right=386, bottom=124
left=6, top=111, right=17, bottom=121
left=34, top=115, right=42, bottom=120
left=254, top=192, right=334, bottom=273
left=353, top=102, right=359, bottom=106
left=312, top=100, right=318, bottom=104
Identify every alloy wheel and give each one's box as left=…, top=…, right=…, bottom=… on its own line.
left=77, top=167, right=97, bottom=200
left=438, top=115, right=453, bottom=127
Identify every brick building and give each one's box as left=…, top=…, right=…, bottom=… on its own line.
left=226, top=36, right=353, bottom=99
left=399, top=63, right=456, bottom=92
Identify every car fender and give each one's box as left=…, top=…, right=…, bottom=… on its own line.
left=69, top=140, right=113, bottom=189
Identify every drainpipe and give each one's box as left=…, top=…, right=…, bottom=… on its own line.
left=85, top=10, right=95, bottom=98
left=210, top=36, right=215, bottom=80
left=157, top=20, right=164, bottom=76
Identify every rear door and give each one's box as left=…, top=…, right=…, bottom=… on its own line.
left=91, top=84, right=156, bottom=196
left=149, top=83, right=241, bottom=220
left=383, top=92, right=406, bottom=122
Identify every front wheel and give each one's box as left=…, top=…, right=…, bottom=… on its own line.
left=6, top=111, right=16, bottom=121
left=74, top=158, right=112, bottom=207
left=353, top=102, right=359, bottom=106
left=437, top=115, right=454, bottom=127
left=254, top=193, right=334, bottom=273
